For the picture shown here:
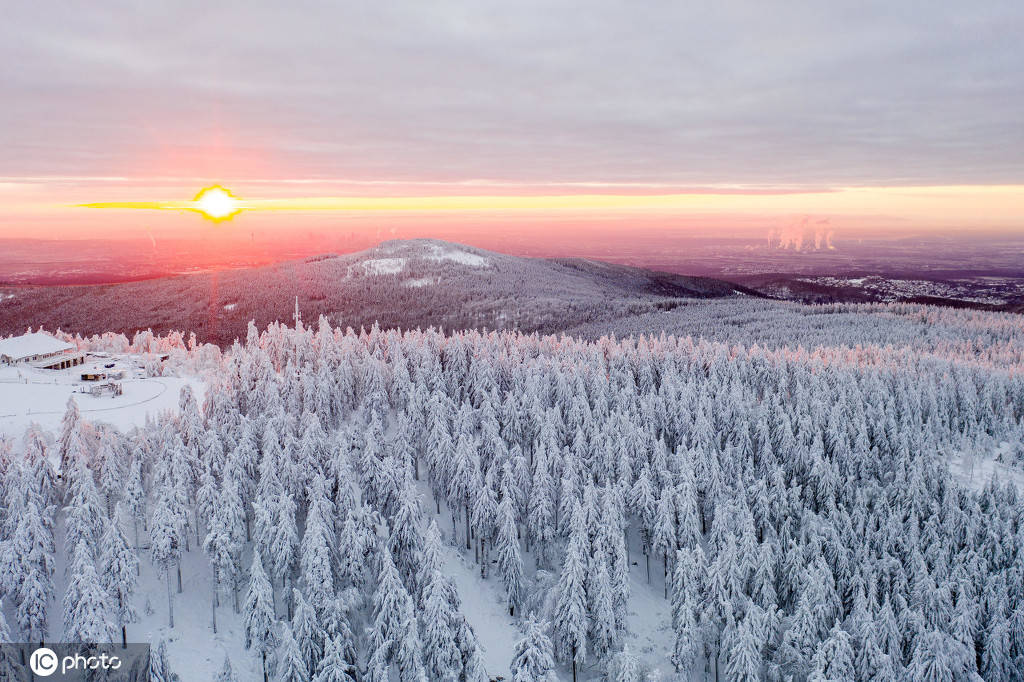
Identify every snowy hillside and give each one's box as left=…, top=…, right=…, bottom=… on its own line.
left=0, top=302, right=1022, bottom=681
left=0, top=239, right=753, bottom=346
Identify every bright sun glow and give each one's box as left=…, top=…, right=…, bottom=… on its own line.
left=193, top=186, right=241, bottom=221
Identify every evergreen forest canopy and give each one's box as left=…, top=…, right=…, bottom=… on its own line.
left=1, top=300, right=1024, bottom=680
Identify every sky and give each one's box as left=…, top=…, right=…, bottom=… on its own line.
left=1, top=1, right=1022, bottom=248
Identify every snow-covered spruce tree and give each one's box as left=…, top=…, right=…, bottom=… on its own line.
left=470, top=468, right=498, bottom=577
left=651, top=488, right=676, bottom=598
left=63, top=456, right=106, bottom=558
left=527, top=442, right=556, bottom=569
left=604, top=647, right=645, bottom=682
left=630, top=465, right=657, bottom=583
left=22, top=424, right=58, bottom=506
left=388, top=472, right=424, bottom=588
left=291, top=588, right=326, bottom=676
left=510, top=616, right=557, bottom=682
left=723, top=608, right=764, bottom=682
left=150, top=484, right=182, bottom=629
left=243, top=552, right=277, bottom=682
left=10, top=496, right=54, bottom=645
left=807, top=620, right=855, bottom=682
left=552, top=499, right=588, bottom=682
left=313, top=634, right=358, bottom=682
left=300, top=474, right=337, bottom=610
left=99, top=504, right=139, bottom=648
left=204, top=474, right=246, bottom=623
left=495, top=466, right=525, bottom=616
left=56, top=395, right=82, bottom=476
left=368, top=547, right=416, bottom=671
left=670, top=546, right=704, bottom=675
left=63, top=540, right=114, bottom=644
left=122, top=455, right=147, bottom=556
left=275, top=623, right=309, bottom=682
left=270, top=491, right=299, bottom=619
left=419, top=563, right=462, bottom=681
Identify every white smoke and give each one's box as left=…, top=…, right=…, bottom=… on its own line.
left=768, top=216, right=836, bottom=251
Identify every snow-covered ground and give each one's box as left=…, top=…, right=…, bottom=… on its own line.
left=0, top=356, right=204, bottom=439
left=424, top=246, right=489, bottom=268
left=360, top=257, right=408, bottom=276
left=949, top=442, right=1024, bottom=493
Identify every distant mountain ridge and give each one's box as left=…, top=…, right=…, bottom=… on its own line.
left=0, top=239, right=754, bottom=345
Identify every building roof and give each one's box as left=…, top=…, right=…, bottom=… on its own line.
left=0, top=332, right=75, bottom=361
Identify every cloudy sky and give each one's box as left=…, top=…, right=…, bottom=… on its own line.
left=1, top=0, right=1022, bottom=240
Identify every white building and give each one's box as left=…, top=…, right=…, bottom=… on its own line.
left=0, top=332, right=84, bottom=369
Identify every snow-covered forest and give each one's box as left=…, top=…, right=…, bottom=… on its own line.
left=2, top=304, right=1024, bottom=680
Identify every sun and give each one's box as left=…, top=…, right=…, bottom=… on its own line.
left=192, top=185, right=242, bottom=222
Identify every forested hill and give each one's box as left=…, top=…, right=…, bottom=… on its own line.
left=0, top=239, right=752, bottom=345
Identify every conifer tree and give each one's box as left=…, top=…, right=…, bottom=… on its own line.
left=313, top=635, right=358, bottom=682
left=63, top=540, right=115, bottom=644
left=150, top=485, right=182, bottom=628
left=495, top=478, right=525, bottom=616
left=99, top=505, right=139, bottom=648
left=510, top=617, right=557, bottom=682
left=552, top=500, right=588, bottom=682
left=291, top=589, right=326, bottom=675
left=276, top=623, right=309, bottom=682
left=244, top=552, right=277, bottom=682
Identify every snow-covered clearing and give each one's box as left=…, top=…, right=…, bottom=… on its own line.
left=0, top=359, right=204, bottom=438
left=949, top=442, right=1024, bottom=493
left=404, top=277, right=436, bottom=288
left=360, top=257, right=407, bottom=275
left=425, top=247, right=489, bottom=267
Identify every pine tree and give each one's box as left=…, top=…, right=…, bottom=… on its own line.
left=510, top=617, right=557, bottom=682
left=276, top=623, right=309, bottom=682
left=552, top=500, right=588, bottom=682
left=313, top=635, right=358, bottom=682
left=368, top=548, right=415, bottom=666
left=63, top=457, right=106, bottom=557
left=420, top=566, right=461, bottom=681
left=99, top=505, right=139, bottom=648
left=495, top=475, right=524, bottom=616
left=808, top=621, right=855, bottom=682
left=11, top=497, right=54, bottom=645
left=651, top=489, right=676, bottom=597
left=291, top=589, right=326, bottom=675
left=670, top=547, right=704, bottom=674
left=244, top=552, right=277, bottom=682
left=588, top=556, right=616, bottom=661
left=63, top=540, right=115, bottom=644
left=205, top=475, right=246, bottom=624
left=395, top=598, right=428, bottom=682
left=271, top=491, right=299, bottom=617
left=301, top=477, right=337, bottom=608
left=150, top=485, right=183, bottom=628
